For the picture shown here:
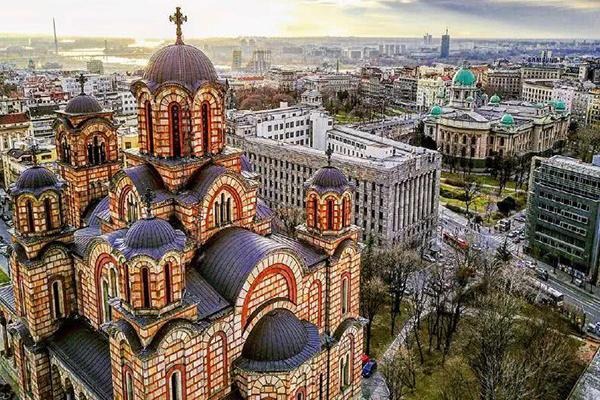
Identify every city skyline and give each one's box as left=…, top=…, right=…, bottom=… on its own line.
left=1, top=0, right=599, bottom=40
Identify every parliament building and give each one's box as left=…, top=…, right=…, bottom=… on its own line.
left=0, top=9, right=364, bottom=400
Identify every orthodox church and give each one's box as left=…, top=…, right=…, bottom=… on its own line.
left=0, top=8, right=363, bottom=400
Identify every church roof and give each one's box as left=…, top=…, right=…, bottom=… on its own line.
left=305, top=166, right=354, bottom=194
left=11, top=165, right=60, bottom=196
left=270, top=234, right=327, bottom=268
left=84, top=196, right=110, bottom=228
left=116, top=217, right=186, bottom=260
left=197, top=227, right=286, bottom=304
left=47, top=320, right=113, bottom=400
left=123, top=164, right=171, bottom=203
left=143, top=43, right=218, bottom=90
left=240, top=154, right=253, bottom=173
left=0, top=284, right=15, bottom=316
left=237, top=308, right=320, bottom=373
left=64, top=94, right=103, bottom=114
left=179, top=164, right=227, bottom=205
left=185, top=268, right=231, bottom=320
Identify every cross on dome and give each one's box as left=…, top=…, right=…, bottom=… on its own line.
left=169, top=7, right=188, bottom=45
left=30, top=143, right=40, bottom=166
left=143, top=188, right=156, bottom=218
left=325, top=143, right=333, bottom=166
left=76, top=73, right=87, bottom=94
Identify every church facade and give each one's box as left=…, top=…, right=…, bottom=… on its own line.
left=0, top=9, right=364, bottom=400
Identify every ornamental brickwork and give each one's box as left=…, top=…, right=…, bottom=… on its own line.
left=0, top=8, right=365, bottom=400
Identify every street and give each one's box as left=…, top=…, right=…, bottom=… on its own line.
left=439, top=205, right=600, bottom=323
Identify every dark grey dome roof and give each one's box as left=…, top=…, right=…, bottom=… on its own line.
left=116, top=217, right=186, bottom=260
left=64, top=94, right=103, bottom=114
left=143, top=44, right=218, bottom=88
left=306, top=166, right=353, bottom=194
left=13, top=166, right=58, bottom=193
left=242, top=309, right=308, bottom=361
left=240, top=154, right=252, bottom=173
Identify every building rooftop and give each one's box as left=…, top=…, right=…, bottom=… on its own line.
left=542, top=155, right=600, bottom=179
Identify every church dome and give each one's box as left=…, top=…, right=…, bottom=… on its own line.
left=143, top=43, right=218, bottom=88
left=554, top=100, right=566, bottom=111
left=124, top=217, right=177, bottom=249
left=64, top=94, right=103, bottom=114
left=453, top=66, right=477, bottom=86
left=242, top=309, right=308, bottom=362
left=118, top=216, right=186, bottom=260
left=489, top=94, right=501, bottom=105
left=307, top=166, right=352, bottom=194
left=14, top=166, right=58, bottom=192
left=466, top=96, right=474, bottom=102
left=430, top=105, right=443, bottom=116
left=500, top=113, right=515, bottom=126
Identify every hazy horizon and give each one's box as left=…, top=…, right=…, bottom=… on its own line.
left=2, top=0, right=599, bottom=40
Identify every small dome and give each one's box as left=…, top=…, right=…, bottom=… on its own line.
left=430, top=105, right=443, bottom=116
left=489, top=94, right=501, bottom=104
left=242, top=309, right=308, bottom=362
left=64, top=94, right=103, bottom=114
left=307, top=166, right=351, bottom=194
left=453, top=66, right=477, bottom=86
left=466, top=96, right=474, bottom=102
left=436, top=89, right=446, bottom=99
left=124, top=217, right=178, bottom=250
left=500, top=113, right=515, bottom=126
left=144, top=44, right=218, bottom=88
left=14, top=166, right=58, bottom=192
left=554, top=100, right=566, bottom=111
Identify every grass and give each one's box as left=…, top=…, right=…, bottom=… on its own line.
left=441, top=171, right=522, bottom=191
left=369, top=303, right=410, bottom=360
left=335, top=111, right=363, bottom=124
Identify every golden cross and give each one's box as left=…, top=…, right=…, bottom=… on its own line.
left=169, top=7, right=187, bottom=45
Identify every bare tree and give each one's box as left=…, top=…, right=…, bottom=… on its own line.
left=461, top=176, right=482, bottom=221
left=575, top=124, right=600, bottom=163
left=407, top=275, right=428, bottom=364
left=274, top=206, right=304, bottom=237
left=360, top=275, right=388, bottom=356
left=380, top=344, right=418, bottom=400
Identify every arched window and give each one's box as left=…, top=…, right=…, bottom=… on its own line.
left=125, top=191, right=139, bottom=224
left=202, top=102, right=210, bottom=154
left=102, top=278, right=112, bottom=323
left=339, top=353, right=351, bottom=389
left=61, top=138, right=71, bottom=164
left=145, top=101, right=154, bottom=155
left=123, top=369, right=134, bottom=400
left=311, top=197, right=318, bottom=228
left=296, top=388, right=306, bottom=400
left=168, top=369, right=184, bottom=400
left=225, top=198, right=231, bottom=224
left=109, top=268, right=118, bottom=298
left=141, top=268, right=151, bottom=308
left=44, top=197, right=53, bottom=230
left=87, top=142, right=94, bottom=165
left=51, top=280, right=64, bottom=319
left=219, top=193, right=225, bottom=226
left=25, top=200, right=34, bottom=233
left=93, top=136, right=101, bottom=165
left=341, top=197, right=348, bottom=228
left=124, top=264, right=131, bottom=304
left=169, top=103, right=182, bottom=158
left=341, top=275, right=350, bottom=315
left=214, top=200, right=220, bottom=227
left=326, top=199, right=334, bottom=230
left=164, top=263, right=172, bottom=304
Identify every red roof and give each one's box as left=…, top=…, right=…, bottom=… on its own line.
left=0, top=113, right=29, bottom=125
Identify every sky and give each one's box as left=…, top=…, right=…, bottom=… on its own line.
left=2, top=0, right=599, bottom=39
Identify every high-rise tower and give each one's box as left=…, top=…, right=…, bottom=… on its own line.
left=52, top=17, right=58, bottom=55
left=441, top=28, right=450, bottom=58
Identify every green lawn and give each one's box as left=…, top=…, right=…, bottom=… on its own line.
left=335, top=111, right=363, bottom=124
left=369, top=303, right=410, bottom=359
left=441, top=171, right=522, bottom=191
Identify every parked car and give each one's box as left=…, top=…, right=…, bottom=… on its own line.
left=361, top=354, right=370, bottom=366
left=535, top=267, right=549, bottom=281
left=362, top=360, right=378, bottom=378
left=508, top=230, right=519, bottom=238
left=421, top=253, right=436, bottom=263
left=574, top=278, right=584, bottom=288
left=525, top=260, right=537, bottom=270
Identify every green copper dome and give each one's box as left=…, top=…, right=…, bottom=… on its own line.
left=430, top=105, right=443, bottom=117
left=500, top=113, right=515, bottom=126
left=466, top=96, right=474, bottom=102
left=489, top=94, right=501, bottom=104
left=536, top=102, right=545, bottom=109
left=453, top=66, right=477, bottom=86
left=554, top=100, right=566, bottom=111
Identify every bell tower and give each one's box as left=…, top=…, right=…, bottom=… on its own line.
left=54, top=74, right=120, bottom=228
left=296, top=145, right=360, bottom=255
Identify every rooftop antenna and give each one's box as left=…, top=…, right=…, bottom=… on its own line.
left=169, top=7, right=188, bottom=45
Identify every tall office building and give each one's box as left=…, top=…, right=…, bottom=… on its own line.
left=231, top=48, right=242, bottom=71
left=441, top=29, right=450, bottom=58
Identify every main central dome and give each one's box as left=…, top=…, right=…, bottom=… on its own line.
left=143, top=43, right=218, bottom=88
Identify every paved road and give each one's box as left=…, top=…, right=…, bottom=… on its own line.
left=439, top=205, right=600, bottom=323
